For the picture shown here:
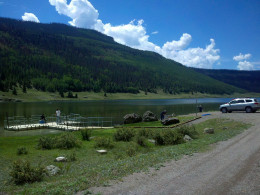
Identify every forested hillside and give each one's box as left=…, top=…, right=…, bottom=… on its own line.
left=0, top=17, right=244, bottom=95
left=193, top=68, right=260, bottom=93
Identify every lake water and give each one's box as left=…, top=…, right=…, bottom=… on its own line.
left=0, top=98, right=236, bottom=131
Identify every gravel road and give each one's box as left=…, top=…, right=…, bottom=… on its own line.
left=90, top=112, right=260, bottom=195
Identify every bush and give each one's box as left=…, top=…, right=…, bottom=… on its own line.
left=94, top=137, right=114, bottom=149
left=126, top=142, right=138, bottom=157
left=153, top=129, right=184, bottom=145
left=135, top=135, right=148, bottom=147
left=37, top=136, right=55, bottom=150
left=55, top=133, right=81, bottom=149
left=137, top=128, right=154, bottom=138
left=114, top=128, right=135, bottom=142
left=81, top=129, right=92, bottom=141
left=10, top=160, right=46, bottom=185
left=37, top=133, right=81, bottom=150
left=177, top=125, right=199, bottom=139
left=17, top=147, right=28, bottom=155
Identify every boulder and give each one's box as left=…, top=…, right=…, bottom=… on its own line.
left=204, top=128, right=214, bottom=134
left=55, top=156, right=67, bottom=162
left=184, top=135, right=193, bottom=142
left=46, top=165, right=60, bottom=176
left=123, top=113, right=142, bottom=124
left=96, top=149, right=107, bottom=154
left=161, top=118, right=180, bottom=126
left=142, top=111, right=158, bottom=122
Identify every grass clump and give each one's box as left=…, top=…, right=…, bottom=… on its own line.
left=37, top=136, right=54, bottom=150
left=126, top=142, right=138, bottom=157
left=55, top=133, right=81, bottom=149
left=17, top=147, right=28, bottom=155
left=37, top=133, right=81, bottom=150
left=154, top=129, right=184, bottom=145
left=114, top=128, right=135, bottom=142
left=94, top=137, right=114, bottom=149
left=68, top=152, right=77, bottom=162
left=80, top=129, right=92, bottom=141
left=135, top=135, right=148, bottom=147
left=10, top=160, right=46, bottom=185
left=137, top=128, right=154, bottom=138
left=177, top=125, right=199, bottom=139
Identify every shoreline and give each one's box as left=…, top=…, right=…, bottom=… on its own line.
left=1, top=89, right=260, bottom=103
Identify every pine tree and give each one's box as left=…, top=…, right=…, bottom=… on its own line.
left=12, top=87, right=17, bottom=95
left=22, top=85, right=27, bottom=93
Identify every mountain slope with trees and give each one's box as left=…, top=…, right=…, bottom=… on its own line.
left=0, top=17, right=245, bottom=96
left=192, top=68, right=260, bottom=93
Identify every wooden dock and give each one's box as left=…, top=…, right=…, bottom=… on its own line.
left=5, top=122, right=113, bottom=131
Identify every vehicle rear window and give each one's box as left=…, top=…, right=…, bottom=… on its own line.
left=246, top=100, right=253, bottom=102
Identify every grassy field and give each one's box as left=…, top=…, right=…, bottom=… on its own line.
left=1, top=88, right=260, bottom=102
left=0, top=118, right=250, bottom=195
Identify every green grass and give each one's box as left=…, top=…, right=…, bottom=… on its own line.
left=0, top=118, right=251, bottom=194
left=1, top=88, right=260, bottom=102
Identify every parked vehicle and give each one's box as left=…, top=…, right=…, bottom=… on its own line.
left=219, top=98, right=260, bottom=113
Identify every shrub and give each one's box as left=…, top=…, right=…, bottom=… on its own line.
left=37, top=133, right=81, bottom=150
left=81, top=129, right=92, bottom=141
left=37, top=136, right=55, bottom=150
left=177, top=125, right=199, bottom=139
left=55, top=133, right=81, bottom=149
left=137, top=128, right=154, bottom=138
left=68, top=152, right=77, bottom=162
left=126, top=142, right=138, bottom=157
left=17, top=147, right=28, bottom=155
left=94, top=137, right=114, bottom=149
left=163, top=129, right=184, bottom=145
left=10, top=160, right=46, bottom=185
left=114, top=128, right=135, bottom=142
left=135, top=135, right=148, bottom=147
left=153, top=129, right=184, bottom=145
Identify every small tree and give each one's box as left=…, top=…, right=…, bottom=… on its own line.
left=67, top=91, right=73, bottom=98
left=12, top=87, right=17, bottom=95
left=22, top=85, right=27, bottom=93
left=59, top=91, right=64, bottom=98
left=75, top=94, right=78, bottom=98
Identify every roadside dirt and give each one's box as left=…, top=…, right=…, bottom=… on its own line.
left=89, top=112, right=260, bottom=195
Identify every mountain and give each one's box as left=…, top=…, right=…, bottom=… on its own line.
left=192, top=68, right=260, bottom=93
left=0, top=17, right=244, bottom=95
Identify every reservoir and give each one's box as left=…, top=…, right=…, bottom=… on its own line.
left=0, top=97, right=240, bottom=133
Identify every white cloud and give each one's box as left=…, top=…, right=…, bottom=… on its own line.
left=151, top=31, right=158, bottom=35
left=22, top=12, right=40, bottom=23
left=49, top=0, right=220, bottom=69
left=49, top=0, right=99, bottom=28
left=233, top=53, right=251, bottom=61
left=237, top=61, right=254, bottom=70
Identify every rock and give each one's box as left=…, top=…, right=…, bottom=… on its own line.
left=55, top=156, right=67, bottom=162
left=204, top=128, right=214, bottom=134
left=96, top=150, right=107, bottom=154
left=148, top=139, right=156, bottom=144
left=184, top=135, right=193, bottom=142
left=123, top=113, right=142, bottom=124
left=142, top=111, right=158, bottom=122
left=171, top=113, right=176, bottom=117
left=223, top=127, right=228, bottom=130
left=161, top=118, right=180, bottom=126
left=46, top=165, right=60, bottom=176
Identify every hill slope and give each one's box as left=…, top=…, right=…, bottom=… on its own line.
left=0, top=17, right=244, bottom=95
left=193, top=68, right=260, bottom=93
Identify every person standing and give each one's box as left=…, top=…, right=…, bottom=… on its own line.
left=160, top=110, right=167, bottom=120
left=56, top=108, right=61, bottom=124
left=198, top=105, right=203, bottom=112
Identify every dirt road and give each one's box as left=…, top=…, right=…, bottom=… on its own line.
left=90, top=112, right=260, bottom=195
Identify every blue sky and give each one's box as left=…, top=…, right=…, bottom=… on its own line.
left=0, top=0, right=259, bottom=70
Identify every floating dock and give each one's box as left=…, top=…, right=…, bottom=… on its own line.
left=4, top=114, right=114, bottom=131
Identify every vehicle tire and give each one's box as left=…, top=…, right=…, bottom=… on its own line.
left=245, top=107, right=253, bottom=113
left=221, top=107, right=228, bottom=113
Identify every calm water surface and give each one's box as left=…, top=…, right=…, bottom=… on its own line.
left=0, top=98, right=237, bottom=131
